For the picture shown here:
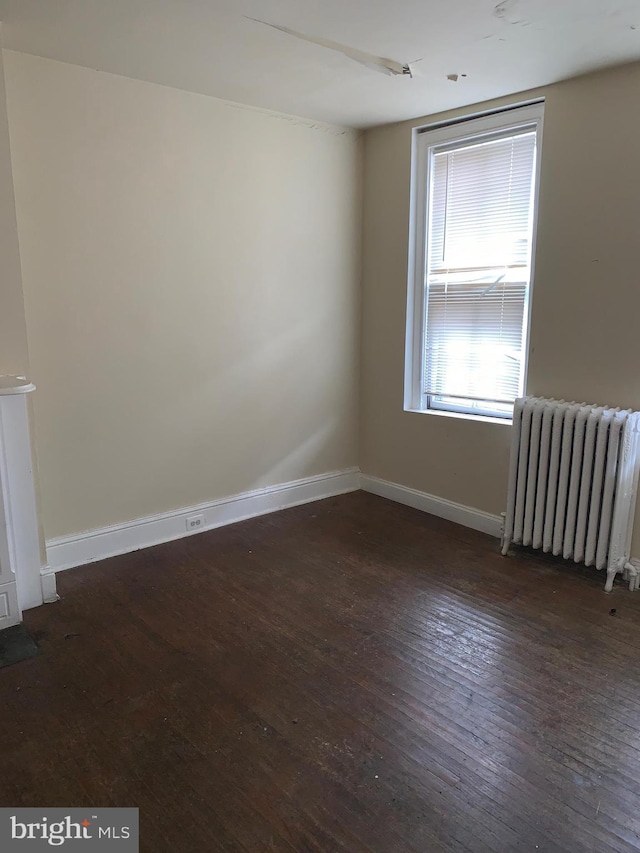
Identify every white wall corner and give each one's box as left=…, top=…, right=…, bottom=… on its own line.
left=359, top=474, right=503, bottom=539
left=46, top=468, right=360, bottom=573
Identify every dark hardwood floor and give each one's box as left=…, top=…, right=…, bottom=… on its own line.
left=2, top=491, right=640, bottom=852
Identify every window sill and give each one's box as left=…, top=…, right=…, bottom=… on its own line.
left=404, top=407, right=513, bottom=426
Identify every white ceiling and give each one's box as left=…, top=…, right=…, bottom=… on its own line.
left=0, top=0, right=638, bottom=128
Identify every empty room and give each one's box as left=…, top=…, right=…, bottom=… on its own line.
left=1, top=0, right=640, bottom=850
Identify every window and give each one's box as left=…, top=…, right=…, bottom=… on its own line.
left=405, top=103, right=543, bottom=420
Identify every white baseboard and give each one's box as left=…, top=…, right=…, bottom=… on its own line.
left=360, top=474, right=503, bottom=539
left=45, top=467, right=502, bottom=576
left=47, top=468, right=360, bottom=572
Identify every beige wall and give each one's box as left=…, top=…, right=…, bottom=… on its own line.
left=0, top=45, right=29, bottom=375
left=6, top=46, right=640, bottom=550
left=361, top=61, right=640, bottom=544
left=4, top=50, right=361, bottom=540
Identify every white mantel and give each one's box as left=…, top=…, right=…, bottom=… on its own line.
left=0, top=376, right=56, bottom=627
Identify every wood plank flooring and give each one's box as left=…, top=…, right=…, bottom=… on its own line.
left=2, top=491, right=640, bottom=852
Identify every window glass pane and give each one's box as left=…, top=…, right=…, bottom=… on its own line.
left=430, top=132, right=536, bottom=271
left=423, top=125, right=538, bottom=415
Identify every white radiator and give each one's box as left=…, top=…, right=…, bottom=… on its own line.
left=502, top=397, right=640, bottom=591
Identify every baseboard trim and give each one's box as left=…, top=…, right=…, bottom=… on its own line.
left=47, top=468, right=360, bottom=572
left=45, top=468, right=502, bottom=574
left=360, top=474, right=503, bottom=539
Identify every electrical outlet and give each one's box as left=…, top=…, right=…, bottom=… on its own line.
left=186, top=514, right=204, bottom=532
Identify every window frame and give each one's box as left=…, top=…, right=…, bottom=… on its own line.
left=404, top=101, right=544, bottom=422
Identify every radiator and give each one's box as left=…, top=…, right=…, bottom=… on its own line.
left=501, top=397, right=640, bottom=591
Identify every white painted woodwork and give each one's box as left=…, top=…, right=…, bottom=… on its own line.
left=0, top=375, right=54, bottom=626
left=47, top=468, right=360, bottom=572
left=360, top=474, right=502, bottom=538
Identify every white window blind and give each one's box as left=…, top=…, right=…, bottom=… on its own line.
left=423, top=127, right=538, bottom=417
